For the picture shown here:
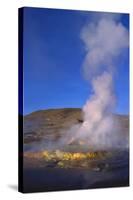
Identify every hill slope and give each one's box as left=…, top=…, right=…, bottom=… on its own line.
left=24, top=108, right=129, bottom=145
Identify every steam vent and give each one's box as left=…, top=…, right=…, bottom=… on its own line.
left=24, top=108, right=129, bottom=170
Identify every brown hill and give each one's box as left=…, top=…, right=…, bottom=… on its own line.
left=24, top=108, right=129, bottom=145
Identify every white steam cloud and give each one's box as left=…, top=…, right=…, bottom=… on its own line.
left=62, top=14, right=129, bottom=150
left=81, top=18, right=128, bottom=79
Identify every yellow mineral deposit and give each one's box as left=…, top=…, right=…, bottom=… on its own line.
left=24, top=150, right=109, bottom=162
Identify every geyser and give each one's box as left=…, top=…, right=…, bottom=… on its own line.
left=62, top=14, right=129, bottom=150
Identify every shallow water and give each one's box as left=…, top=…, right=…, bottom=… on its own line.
left=23, top=150, right=129, bottom=193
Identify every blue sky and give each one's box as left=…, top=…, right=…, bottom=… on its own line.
left=23, top=7, right=129, bottom=115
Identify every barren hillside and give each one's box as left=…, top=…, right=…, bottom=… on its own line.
left=24, top=108, right=129, bottom=145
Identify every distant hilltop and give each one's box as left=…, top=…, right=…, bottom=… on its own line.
left=23, top=108, right=129, bottom=145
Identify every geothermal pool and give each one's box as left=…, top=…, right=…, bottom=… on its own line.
left=23, top=149, right=129, bottom=193
left=23, top=108, right=129, bottom=192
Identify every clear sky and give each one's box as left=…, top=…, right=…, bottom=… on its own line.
left=23, top=7, right=129, bottom=115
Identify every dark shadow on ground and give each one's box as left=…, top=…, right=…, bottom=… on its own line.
left=8, top=184, right=18, bottom=191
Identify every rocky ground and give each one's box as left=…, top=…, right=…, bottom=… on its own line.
left=24, top=108, right=129, bottom=146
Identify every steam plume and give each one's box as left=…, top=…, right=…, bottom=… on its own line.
left=63, top=14, right=129, bottom=150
